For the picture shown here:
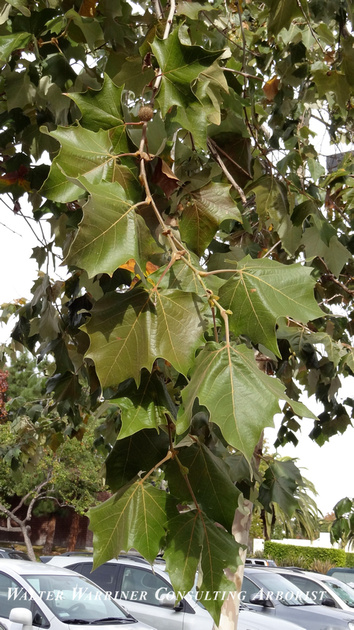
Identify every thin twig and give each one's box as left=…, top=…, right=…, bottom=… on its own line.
left=224, top=68, right=263, bottom=82
left=295, top=0, right=325, bottom=54
left=207, top=139, right=248, bottom=204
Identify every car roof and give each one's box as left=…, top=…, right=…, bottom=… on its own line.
left=0, top=558, right=85, bottom=576
left=46, top=554, right=169, bottom=576
left=264, top=567, right=345, bottom=582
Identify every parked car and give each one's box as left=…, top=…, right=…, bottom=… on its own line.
left=245, top=558, right=277, bottom=567
left=328, top=568, right=354, bottom=589
left=45, top=554, right=305, bottom=630
left=241, top=566, right=354, bottom=629
left=270, top=567, right=354, bottom=610
left=0, top=547, right=30, bottom=561
left=0, top=559, right=156, bottom=630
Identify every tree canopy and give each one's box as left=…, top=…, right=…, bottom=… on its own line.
left=0, top=0, right=354, bottom=626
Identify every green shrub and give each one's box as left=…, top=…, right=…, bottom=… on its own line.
left=346, top=552, right=354, bottom=567
left=263, top=541, right=346, bottom=569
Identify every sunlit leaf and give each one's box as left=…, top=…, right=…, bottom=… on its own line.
left=0, top=32, right=31, bottom=63
left=177, top=342, right=316, bottom=461
left=83, top=287, right=207, bottom=388
left=89, top=480, right=167, bottom=566
left=218, top=256, right=323, bottom=356
left=64, top=181, right=154, bottom=277
left=40, top=125, right=131, bottom=201
left=68, top=74, right=125, bottom=131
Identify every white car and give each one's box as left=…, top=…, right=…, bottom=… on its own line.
left=274, top=568, right=354, bottom=611
left=0, top=559, right=156, bottom=630
left=45, top=554, right=305, bottom=630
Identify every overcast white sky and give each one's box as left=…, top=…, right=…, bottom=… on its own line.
left=0, top=193, right=353, bottom=517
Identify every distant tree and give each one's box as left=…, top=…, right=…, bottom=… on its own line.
left=0, top=421, right=106, bottom=558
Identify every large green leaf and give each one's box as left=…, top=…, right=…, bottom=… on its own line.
left=218, top=256, right=323, bottom=356
left=151, top=29, right=223, bottom=117
left=179, top=182, right=242, bottom=256
left=109, top=370, right=176, bottom=440
left=177, top=342, right=316, bottom=461
left=165, top=443, right=240, bottom=530
left=151, top=28, right=224, bottom=146
left=0, top=32, right=32, bottom=63
left=89, top=480, right=167, bottom=566
left=83, top=287, right=207, bottom=387
left=40, top=125, right=132, bottom=201
left=39, top=160, right=85, bottom=203
left=164, top=509, right=240, bottom=622
left=64, top=180, right=150, bottom=277
left=105, top=428, right=170, bottom=491
left=68, top=74, right=125, bottom=131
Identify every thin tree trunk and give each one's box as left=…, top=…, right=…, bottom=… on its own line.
left=42, top=513, right=57, bottom=554
left=21, top=524, right=36, bottom=561
left=215, top=433, right=264, bottom=630
left=66, top=511, right=80, bottom=551
left=215, top=499, right=253, bottom=630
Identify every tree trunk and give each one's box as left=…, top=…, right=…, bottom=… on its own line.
left=21, top=524, right=37, bottom=562
left=216, top=434, right=264, bottom=630
left=42, top=513, right=57, bottom=554
left=214, top=499, right=253, bottom=630
left=66, top=511, right=80, bottom=551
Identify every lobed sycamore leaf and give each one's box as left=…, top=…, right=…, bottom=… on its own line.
left=64, top=180, right=156, bottom=278
left=67, top=74, right=125, bottom=131
left=218, top=256, right=324, bottom=356
left=0, top=32, right=32, bottom=63
left=177, top=342, right=317, bottom=461
left=40, top=125, right=132, bottom=201
left=89, top=480, right=167, bottom=567
left=151, top=29, right=224, bottom=146
left=151, top=29, right=223, bottom=116
left=83, top=287, right=207, bottom=388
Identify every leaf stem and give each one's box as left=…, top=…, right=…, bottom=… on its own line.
left=140, top=450, right=174, bottom=483
left=175, top=454, right=202, bottom=513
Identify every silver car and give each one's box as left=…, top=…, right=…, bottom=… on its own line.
left=45, top=554, right=305, bottom=630
left=272, top=568, right=354, bottom=611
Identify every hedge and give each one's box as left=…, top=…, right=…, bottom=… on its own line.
left=346, top=552, right=354, bottom=567
left=263, top=541, right=346, bottom=568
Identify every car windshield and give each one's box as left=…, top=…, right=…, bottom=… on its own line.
left=254, top=573, right=315, bottom=607
left=326, top=579, right=354, bottom=608
left=22, top=574, right=131, bottom=624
